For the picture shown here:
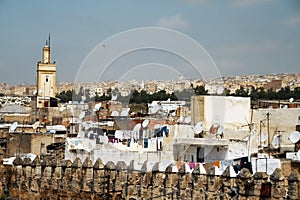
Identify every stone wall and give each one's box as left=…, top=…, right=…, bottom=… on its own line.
left=0, top=132, right=54, bottom=158
left=0, top=156, right=299, bottom=200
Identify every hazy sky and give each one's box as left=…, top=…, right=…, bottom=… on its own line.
left=0, top=0, right=299, bottom=85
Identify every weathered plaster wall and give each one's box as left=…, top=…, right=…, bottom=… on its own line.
left=191, top=95, right=251, bottom=130
left=252, top=108, right=300, bottom=149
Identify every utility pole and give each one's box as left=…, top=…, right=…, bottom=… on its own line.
left=266, top=112, right=270, bottom=158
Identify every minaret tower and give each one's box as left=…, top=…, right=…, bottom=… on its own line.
left=36, top=34, right=57, bottom=108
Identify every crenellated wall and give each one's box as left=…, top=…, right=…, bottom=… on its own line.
left=0, top=156, right=299, bottom=200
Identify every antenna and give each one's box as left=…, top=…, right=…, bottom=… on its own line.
left=48, top=33, right=51, bottom=48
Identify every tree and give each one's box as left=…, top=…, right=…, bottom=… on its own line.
left=293, top=87, right=300, bottom=100
left=250, top=87, right=267, bottom=100
left=276, top=86, right=292, bottom=100
left=234, top=86, right=249, bottom=97
left=194, top=85, right=208, bottom=95
left=224, top=88, right=231, bottom=96
left=56, top=90, right=73, bottom=103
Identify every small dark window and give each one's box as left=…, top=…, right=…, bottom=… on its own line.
left=46, top=77, right=48, bottom=82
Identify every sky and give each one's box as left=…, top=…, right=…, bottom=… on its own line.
left=0, top=0, right=300, bottom=85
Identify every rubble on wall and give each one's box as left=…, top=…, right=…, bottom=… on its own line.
left=0, top=155, right=299, bottom=200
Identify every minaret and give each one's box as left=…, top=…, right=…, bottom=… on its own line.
left=42, top=37, right=51, bottom=64
left=36, top=34, right=57, bottom=108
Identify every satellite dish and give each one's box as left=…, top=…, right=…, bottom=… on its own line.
left=102, top=136, right=109, bottom=144
left=272, top=134, right=281, bottom=148
left=111, top=94, right=117, bottom=101
left=32, top=121, right=40, bottom=130
left=133, top=123, right=142, bottom=132
left=154, top=124, right=162, bottom=129
left=120, top=108, right=130, bottom=116
left=79, top=111, right=85, bottom=120
left=151, top=104, right=161, bottom=114
left=84, top=123, right=91, bottom=130
left=297, top=150, right=300, bottom=160
left=261, top=132, right=267, bottom=142
left=289, top=98, right=294, bottom=103
left=213, top=123, right=220, bottom=128
left=289, top=131, right=300, bottom=144
left=33, top=90, right=37, bottom=95
left=184, top=116, right=191, bottom=124
left=178, top=116, right=184, bottom=123
left=107, top=121, right=114, bottom=126
left=194, top=122, right=204, bottom=133
left=216, top=86, right=224, bottom=95
left=70, top=117, right=76, bottom=124
left=95, top=103, right=101, bottom=110
left=111, top=110, right=119, bottom=117
left=77, top=131, right=85, bottom=138
left=59, top=106, right=66, bottom=112
left=217, top=126, right=224, bottom=135
left=9, top=122, right=18, bottom=133
left=87, top=130, right=93, bottom=138
left=142, top=119, right=150, bottom=128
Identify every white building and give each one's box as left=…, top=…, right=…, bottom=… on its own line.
left=148, top=100, right=186, bottom=115
left=191, top=95, right=251, bottom=131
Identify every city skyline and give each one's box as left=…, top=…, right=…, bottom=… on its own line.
left=0, top=0, right=300, bottom=85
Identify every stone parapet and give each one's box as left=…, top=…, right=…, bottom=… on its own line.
left=0, top=156, right=299, bottom=199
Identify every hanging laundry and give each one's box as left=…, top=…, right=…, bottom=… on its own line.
left=157, top=137, right=163, bottom=150
left=209, top=124, right=220, bottom=135
left=213, top=161, right=221, bottom=168
left=161, top=126, right=169, bottom=137
left=154, top=128, right=162, bottom=137
left=175, top=161, right=185, bottom=170
left=139, top=130, right=143, bottom=140
left=115, top=130, right=123, bottom=140
left=127, top=138, right=131, bottom=147
left=124, top=130, right=131, bottom=139
left=189, top=162, right=197, bottom=169
left=143, top=138, right=148, bottom=148
left=150, top=138, right=157, bottom=149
